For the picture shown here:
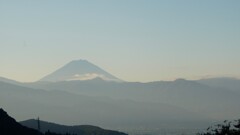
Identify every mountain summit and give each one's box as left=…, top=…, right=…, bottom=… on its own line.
left=39, top=60, right=121, bottom=82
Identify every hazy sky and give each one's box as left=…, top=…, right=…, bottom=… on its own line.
left=0, top=0, right=240, bottom=82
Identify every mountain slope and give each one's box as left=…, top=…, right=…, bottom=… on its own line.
left=25, top=78, right=240, bottom=120
left=39, top=60, right=121, bottom=82
left=197, top=77, right=240, bottom=93
left=0, top=81, right=208, bottom=129
left=21, top=119, right=127, bottom=135
left=0, top=76, right=22, bottom=85
left=0, top=108, right=40, bottom=135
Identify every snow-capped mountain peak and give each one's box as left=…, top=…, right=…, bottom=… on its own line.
left=39, top=59, right=122, bottom=82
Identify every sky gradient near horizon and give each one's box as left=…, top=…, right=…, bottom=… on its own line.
left=0, top=0, right=240, bottom=82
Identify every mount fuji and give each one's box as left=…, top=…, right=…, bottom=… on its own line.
left=39, top=60, right=122, bottom=82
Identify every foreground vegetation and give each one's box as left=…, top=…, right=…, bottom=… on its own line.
left=198, top=119, right=240, bottom=135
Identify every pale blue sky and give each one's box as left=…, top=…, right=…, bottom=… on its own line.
left=0, top=0, right=240, bottom=82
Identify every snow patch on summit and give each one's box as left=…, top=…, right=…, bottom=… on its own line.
left=67, top=73, right=104, bottom=81
left=66, top=73, right=120, bottom=82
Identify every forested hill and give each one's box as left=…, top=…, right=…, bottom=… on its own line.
left=0, top=108, right=127, bottom=135
left=0, top=108, right=40, bottom=135
left=21, top=119, right=128, bottom=135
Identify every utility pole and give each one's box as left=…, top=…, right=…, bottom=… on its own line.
left=37, top=117, right=41, bottom=134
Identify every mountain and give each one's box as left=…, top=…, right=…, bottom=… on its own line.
left=24, top=78, right=240, bottom=120
left=0, top=108, right=40, bottom=135
left=39, top=60, right=121, bottom=82
left=0, top=76, right=21, bottom=85
left=21, top=119, right=127, bottom=135
left=197, top=77, right=240, bottom=93
left=2, top=59, right=240, bottom=134
left=0, top=81, right=208, bottom=130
